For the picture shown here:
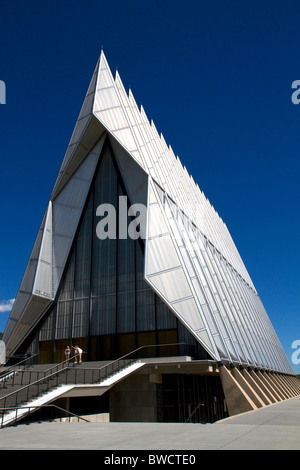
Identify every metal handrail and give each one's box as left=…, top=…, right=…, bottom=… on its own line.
left=67, top=342, right=195, bottom=386
left=43, top=351, right=87, bottom=375
left=0, top=353, right=81, bottom=405
left=95, top=341, right=190, bottom=370
left=0, top=354, right=39, bottom=377
left=0, top=404, right=90, bottom=428
left=67, top=342, right=194, bottom=377
left=0, top=351, right=88, bottom=390
left=185, top=402, right=205, bottom=423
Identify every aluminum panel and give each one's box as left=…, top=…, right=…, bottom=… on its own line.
left=33, top=261, right=52, bottom=299
left=172, top=298, right=205, bottom=331
left=51, top=144, right=101, bottom=295
left=34, top=202, right=53, bottom=299
left=147, top=203, right=169, bottom=239
left=18, top=259, right=39, bottom=294
left=69, top=115, right=91, bottom=144
left=148, top=268, right=192, bottom=303
left=2, top=292, right=31, bottom=344
left=76, top=94, right=95, bottom=121
left=96, top=68, right=114, bottom=89
left=195, top=329, right=216, bottom=358
left=113, top=127, right=137, bottom=153
left=53, top=204, right=81, bottom=239
left=132, top=124, right=145, bottom=147
left=111, top=136, right=145, bottom=179
left=53, top=60, right=100, bottom=190
left=95, top=107, right=127, bottom=132
left=147, top=234, right=181, bottom=276
left=4, top=294, right=51, bottom=356
left=94, top=86, right=121, bottom=111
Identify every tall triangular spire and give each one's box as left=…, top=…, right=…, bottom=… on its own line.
left=51, top=53, right=103, bottom=198
left=3, top=52, right=293, bottom=375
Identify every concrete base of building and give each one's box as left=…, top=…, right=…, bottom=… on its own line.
left=219, top=363, right=300, bottom=417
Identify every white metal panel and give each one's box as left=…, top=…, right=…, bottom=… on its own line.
left=146, top=234, right=181, bottom=276
left=94, top=107, right=128, bottom=132
left=33, top=262, right=52, bottom=299
left=2, top=292, right=31, bottom=344
left=147, top=203, right=169, bottom=239
left=52, top=60, right=100, bottom=196
left=172, top=298, right=205, bottom=331
left=4, top=294, right=51, bottom=356
left=34, top=202, right=53, bottom=299
left=51, top=142, right=101, bottom=296
left=53, top=204, right=82, bottom=239
left=148, top=268, right=192, bottom=303
left=113, top=127, right=138, bottom=153
left=68, top=115, right=91, bottom=146
left=76, top=94, right=95, bottom=121
left=195, top=329, right=216, bottom=358
left=96, top=68, right=114, bottom=89
left=94, top=86, right=121, bottom=110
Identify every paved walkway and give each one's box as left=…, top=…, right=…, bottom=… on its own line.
left=0, top=395, right=299, bottom=450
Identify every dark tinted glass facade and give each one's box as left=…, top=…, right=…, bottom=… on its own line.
left=36, top=142, right=211, bottom=363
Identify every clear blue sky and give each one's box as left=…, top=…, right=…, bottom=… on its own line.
left=0, top=1, right=299, bottom=373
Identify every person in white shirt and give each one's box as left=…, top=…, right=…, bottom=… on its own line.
left=72, top=345, right=83, bottom=364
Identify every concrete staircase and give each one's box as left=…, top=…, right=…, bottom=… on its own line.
left=0, top=359, right=145, bottom=427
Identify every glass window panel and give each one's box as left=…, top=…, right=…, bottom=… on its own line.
left=59, top=254, right=75, bottom=300
left=136, top=289, right=156, bottom=331
left=39, top=307, right=57, bottom=341
left=91, top=295, right=116, bottom=335
left=73, top=298, right=90, bottom=337
left=156, top=296, right=177, bottom=330
left=117, top=292, right=135, bottom=333
left=56, top=301, right=73, bottom=339
left=117, top=183, right=135, bottom=294
left=92, top=149, right=117, bottom=297
left=74, top=198, right=93, bottom=299
left=135, top=240, right=145, bottom=291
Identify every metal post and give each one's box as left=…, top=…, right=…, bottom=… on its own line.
left=27, top=407, right=31, bottom=425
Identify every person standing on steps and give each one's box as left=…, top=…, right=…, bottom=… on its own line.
left=65, top=345, right=71, bottom=364
left=72, top=345, right=83, bottom=364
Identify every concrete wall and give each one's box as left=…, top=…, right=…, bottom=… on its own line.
left=109, top=373, right=157, bottom=422
left=57, top=413, right=110, bottom=423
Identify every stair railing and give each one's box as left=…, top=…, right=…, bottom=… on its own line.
left=0, top=352, right=84, bottom=410
left=0, top=354, right=39, bottom=388
left=0, top=404, right=90, bottom=428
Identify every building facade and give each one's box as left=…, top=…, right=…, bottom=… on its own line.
left=3, top=51, right=299, bottom=423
